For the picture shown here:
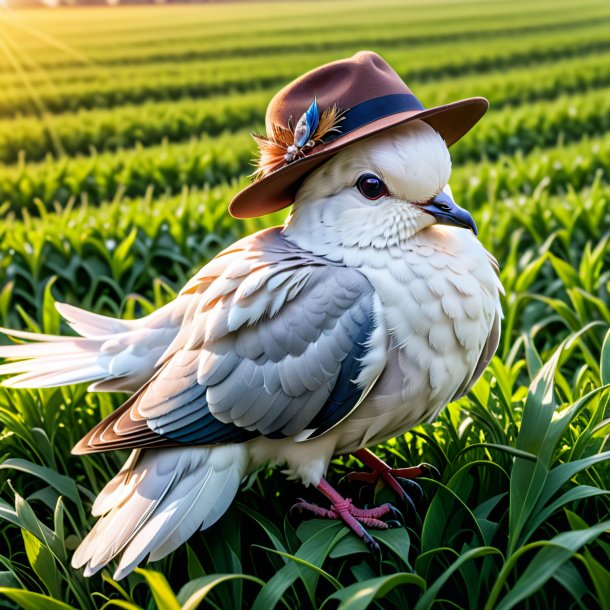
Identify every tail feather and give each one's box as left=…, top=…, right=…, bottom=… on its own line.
left=0, top=338, right=100, bottom=359
left=91, top=450, right=141, bottom=517
left=72, top=444, right=247, bottom=580
left=2, top=364, right=108, bottom=389
left=56, top=303, right=137, bottom=338
left=0, top=300, right=184, bottom=392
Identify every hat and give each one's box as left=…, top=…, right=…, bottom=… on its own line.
left=229, top=51, right=488, bottom=218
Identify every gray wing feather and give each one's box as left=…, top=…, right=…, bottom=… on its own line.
left=75, top=228, right=378, bottom=453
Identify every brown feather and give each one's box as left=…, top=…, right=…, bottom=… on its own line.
left=251, top=123, right=294, bottom=180
left=312, top=105, right=346, bottom=144
left=71, top=366, right=179, bottom=454
left=250, top=104, right=347, bottom=180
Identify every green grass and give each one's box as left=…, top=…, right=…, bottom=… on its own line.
left=0, top=1, right=609, bottom=609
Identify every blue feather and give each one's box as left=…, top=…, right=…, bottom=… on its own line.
left=294, top=96, right=319, bottom=148
left=305, top=96, right=319, bottom=137
left=150, top=391, right=257, bottom=445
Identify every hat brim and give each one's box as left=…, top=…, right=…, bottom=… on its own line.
left=229, top=96, right=488, bottom=219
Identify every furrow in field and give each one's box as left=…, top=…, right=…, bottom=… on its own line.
left=2, top=50, right=610, bottom=164
left=3, top=2, right=609, bottom=70
left=15, top=0, right=599, bottom=48
left=2, top=20, right=610, bottom=118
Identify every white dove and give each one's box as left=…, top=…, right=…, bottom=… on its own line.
left=0, top=53, right=503, bottom=580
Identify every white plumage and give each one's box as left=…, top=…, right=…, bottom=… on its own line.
left=0, top=120, right=503, bottom=578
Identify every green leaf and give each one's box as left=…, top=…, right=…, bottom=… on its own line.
left=414, top=547, right=501, bottom=610
left=0, top=572, right=20, bottom=589
left=251, top=521, right=347, bottom=610
left=41, top=277, right=60, bottom=335
left=237, top=503, right=288, bottom=554
left=186, top=545, right=205, bottom=581
left=100, top=601, right=142, bottom=610
left=488, top=520, right=610, bottom=610
left=134, top=569, right=180, bottom=610
left=371, top=527, right=411, bottom=563
left=178, top=574, right=265, bottom=610
left=522, top=486, right=610, bottom=543
left=324, top=573, right=425, bottom=610
left=328, top=535, right=368, bottom=559
left=0, top=459, right=81, bottom=506
left=539, top=451, right=610, bottom=509
left=552, top=561, right=589, bottom=605
left=581, top=548, right=610, bottom=609
left=509, top=339, right=566, bottom=551
left=601, top=329, right=610, bottom=385
left=253, top=546, right=342, bottom=590
left=22, top=529, right=61, bottom=599
left=0, top=588, right=77, bottom=610
left=421, top=468, right=491, bottom=557
left=13, top=490, right=63, bottom=560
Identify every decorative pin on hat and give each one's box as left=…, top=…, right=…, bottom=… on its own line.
left=229, top=51, right=488, bottom=219
left=252, top=96, right=345, bottom=176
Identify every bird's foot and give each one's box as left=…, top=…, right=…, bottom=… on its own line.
left=293, top=477, right=400, bottom=551
left=346, top=448, right=439, bottom=509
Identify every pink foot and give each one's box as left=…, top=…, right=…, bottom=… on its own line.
left=347, top=448, right=439, bottom=508
left=293, top=478, right=399, bottom=551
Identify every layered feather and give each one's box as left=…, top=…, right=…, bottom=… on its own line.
left=71, top=444, right=247, bottom=579
left=72, top=228, right=380, bottom=455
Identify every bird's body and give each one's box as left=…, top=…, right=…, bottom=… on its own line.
left=0, top=120, right=503, bottom=579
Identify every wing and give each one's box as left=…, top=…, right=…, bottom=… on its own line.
left=73, top=228, right=380, bottom=454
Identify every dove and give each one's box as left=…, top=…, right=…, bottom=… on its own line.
left=0, top=52, right=502, bottom=579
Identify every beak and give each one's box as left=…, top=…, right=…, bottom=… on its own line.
left=420, top=191, right=478, bottom=235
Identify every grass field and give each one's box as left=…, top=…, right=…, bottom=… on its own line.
left=0, top=1, right=609, bottom=608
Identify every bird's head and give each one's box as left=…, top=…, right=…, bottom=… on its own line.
left=283, top=120, right=477, bottom=258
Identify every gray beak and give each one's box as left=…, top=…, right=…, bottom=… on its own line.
left=420, top=191, right=478, bottom=235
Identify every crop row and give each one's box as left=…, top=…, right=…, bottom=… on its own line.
left=455, top=85, right=610, bottom=162
left=3, top=19, right=610, bottom=118
left=2, top=86, right=610, bottom=210
left=14, top=0, right=591, bottom=50
left=1, top=123, right=609, bottom=236
left=3, top=0, right=607, bottom=72
left=3, top=3, right=605, bottom=92
left=0, top=131, right=255, bottom=211
left=0, top=90, right=269, bottom=163
left=4, top=49, right=610, bottom=163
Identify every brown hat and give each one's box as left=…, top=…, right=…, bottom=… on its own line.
left=229, top=51, right=488, bottom=218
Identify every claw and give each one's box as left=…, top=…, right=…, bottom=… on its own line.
left=361, top=527, right=380, bottom=553
left=396, top=477, right=423, bottom=499
left=348, top=449, right=439, bottom=511
left=296, top=478, right=393, bottom=554
left=419, top=463, right=441, bottom=479
left=400, top=488, right=418, bottom=514
left=387, top=504, right=404, bottom=524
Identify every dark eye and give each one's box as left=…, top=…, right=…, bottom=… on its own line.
left=356, top=174, right=388, bottom=200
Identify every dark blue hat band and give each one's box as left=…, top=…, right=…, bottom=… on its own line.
left=326, top=93, right=425, bottom=143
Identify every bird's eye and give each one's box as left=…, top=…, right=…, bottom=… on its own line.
left=356, top=174, right=388, bottom=200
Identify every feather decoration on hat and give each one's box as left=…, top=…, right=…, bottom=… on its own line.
left=251, top=98, right=346, bottom=180
left=293, top=96, right=320, bottom=149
